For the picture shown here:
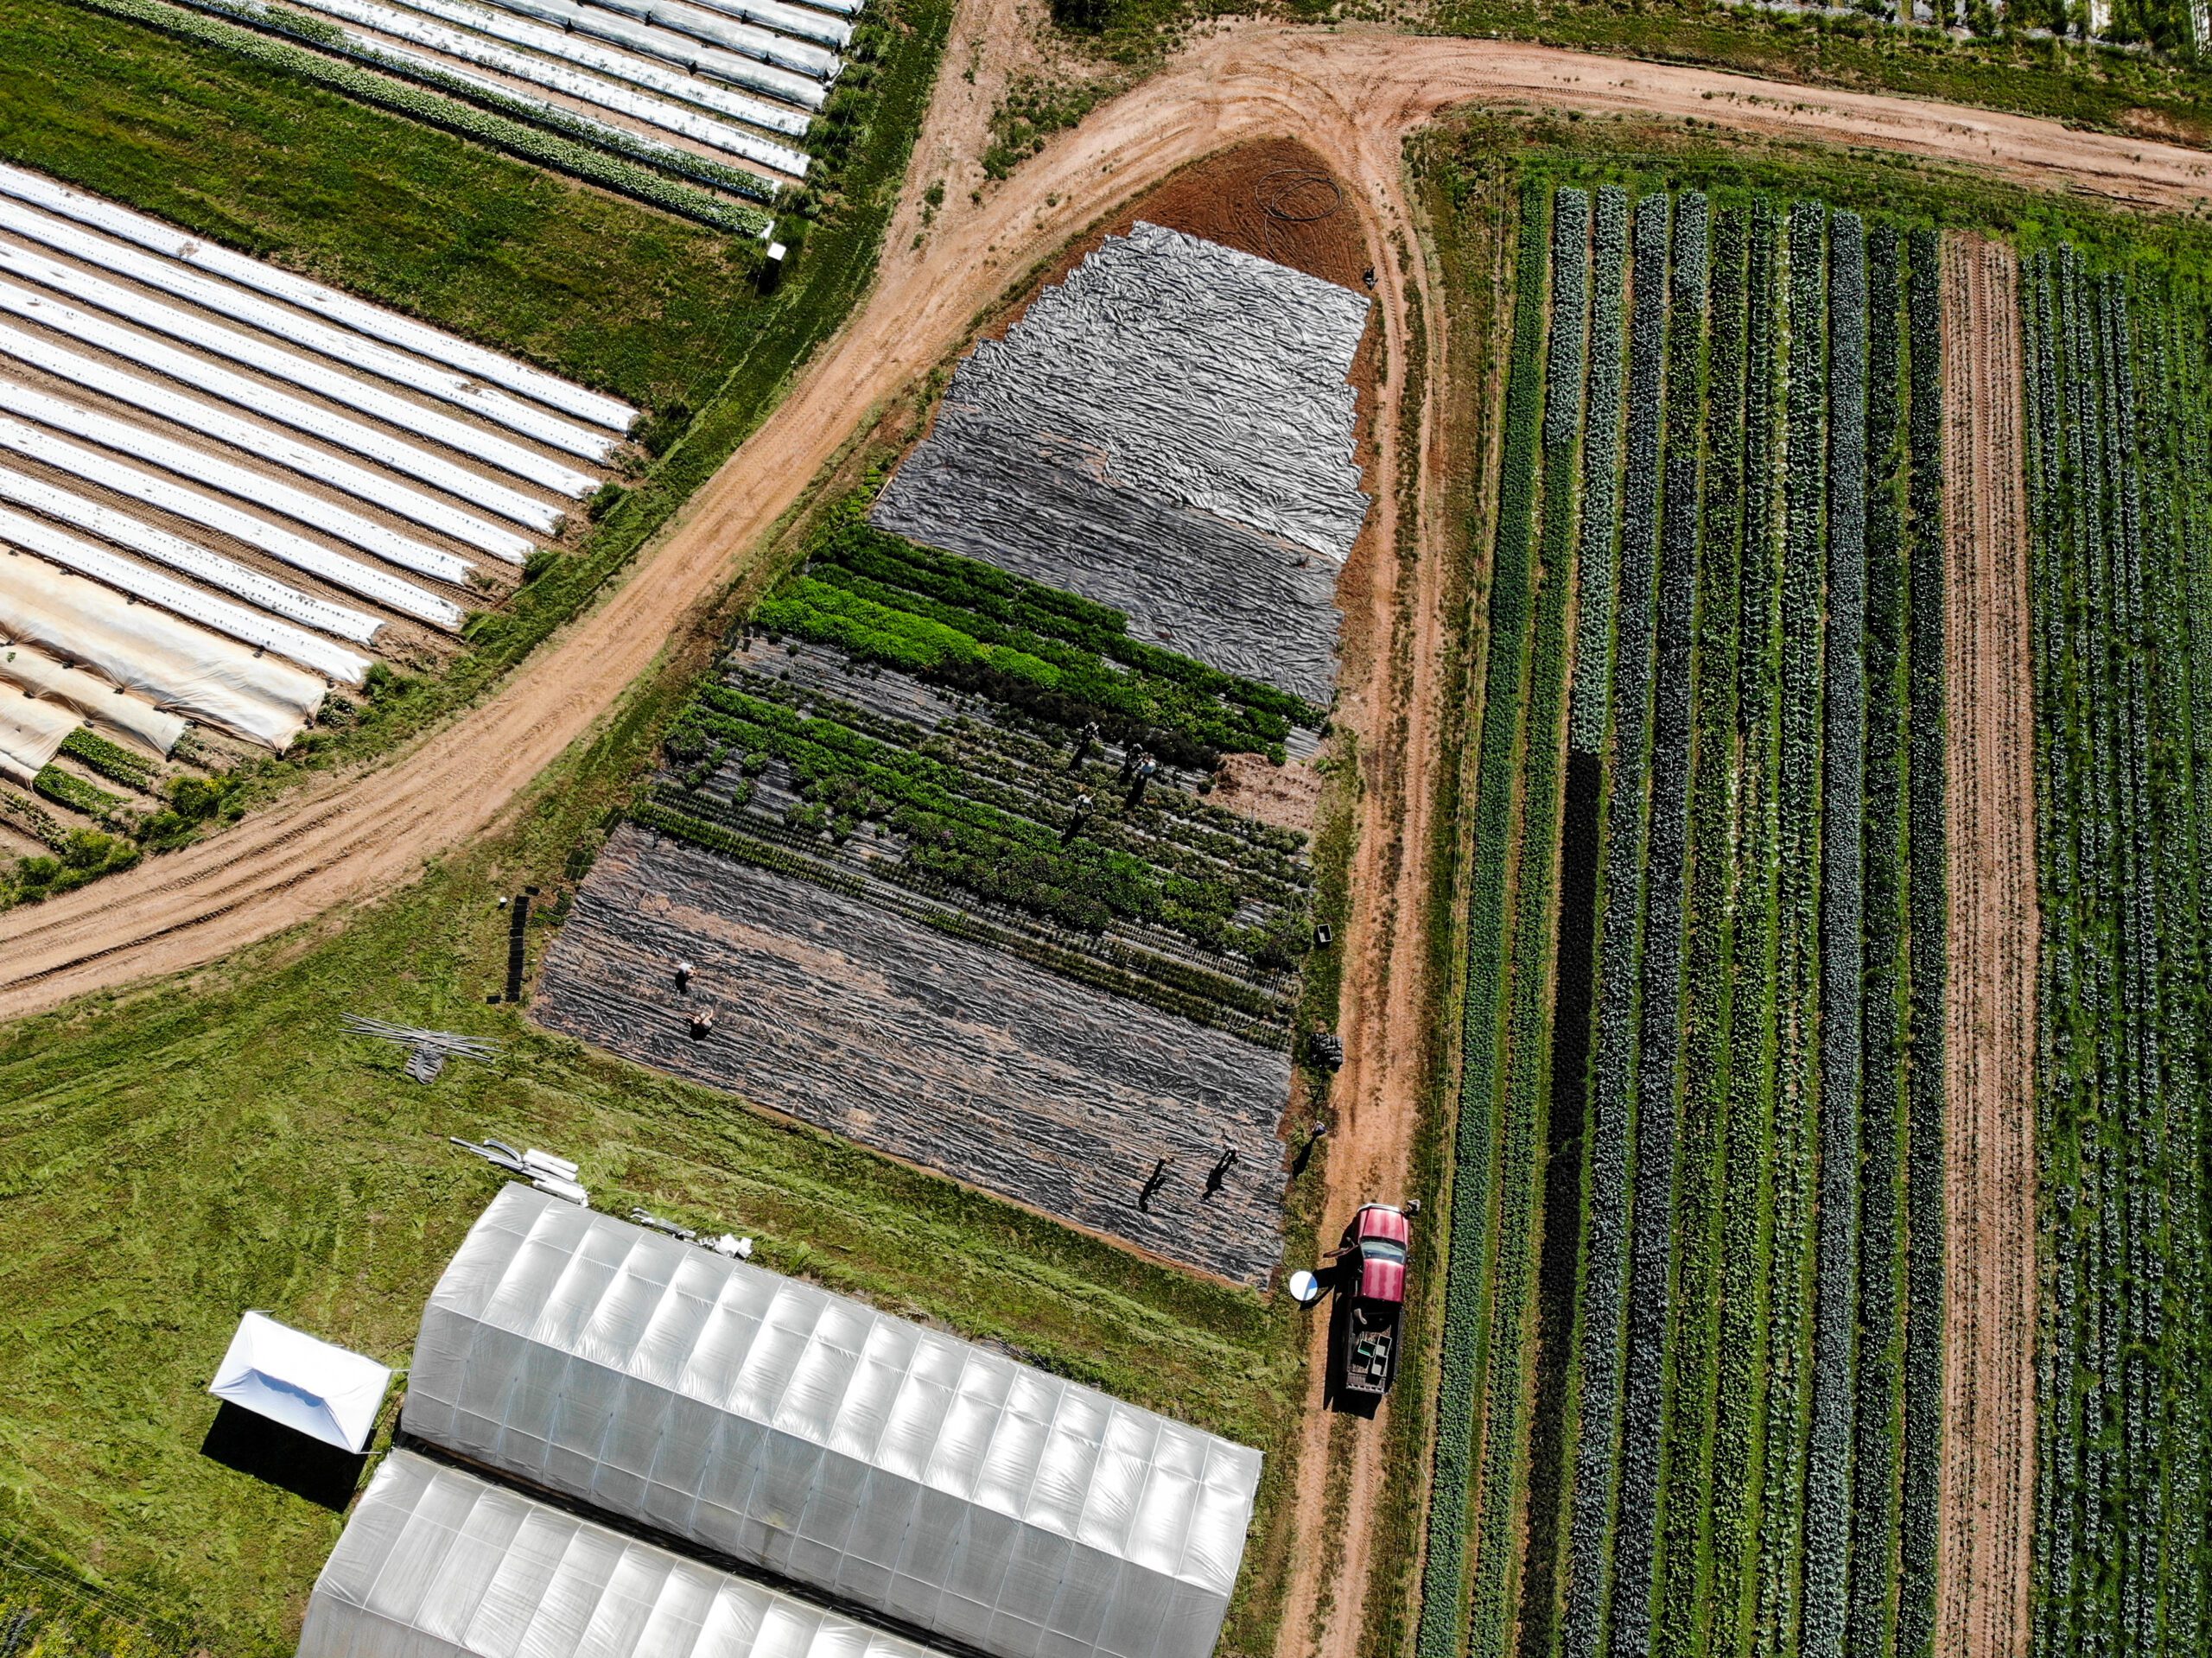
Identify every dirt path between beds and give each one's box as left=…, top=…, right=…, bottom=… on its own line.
left=1936, top=232, right=2037, bottom=1658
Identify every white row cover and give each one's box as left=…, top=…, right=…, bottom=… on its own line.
left=0, top=551, right=327, bottom=746
left=0, top=258, right=547, bottom=547
left=0, top=378, right=472, bottom=588
left=0, top=422, right=457, bottom=628
left=301, top=1452, right=947, bottom=1658
left=209, top=1312, right=394, bottom=1452
left=0, top=637, right=184, bottom=755
left=406, top=1187, right=1261, bottom=1658
left=341, top=38, right=798, bottom=189
left=499, top=0, right=841, bottom=80
left=0, top=196, right=610, bottom=470
left=632, top=0, right=851, bottom=51
left=0, top=678, right=76, bottom=785
left=0, top=293, right=534, bottom=562
left=0, top=466, right=383, bottom=645
left=296, top=0, right=822, bottom=126
left=0, top=505, right=372, bottom=682
left=392, top=0, right=831, bottom=105
left=0, top=166, right=636, bottom=431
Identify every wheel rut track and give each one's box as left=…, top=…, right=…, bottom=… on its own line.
left=0, top=29, right=2154, bottom=1658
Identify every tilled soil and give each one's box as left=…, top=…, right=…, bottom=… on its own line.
left=537, top=823, right=1293, bottom=1283
left=1936, top=231, right=2037, bottom=1658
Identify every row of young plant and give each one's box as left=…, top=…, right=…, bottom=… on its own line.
left=2024, top=240, right=2212, bottom=1658
left=1421, top=182, right=1948, bottom=1658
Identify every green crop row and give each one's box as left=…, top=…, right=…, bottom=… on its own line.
left=1413, top=181, right=1551, bottom=1658
left=1653, top=195, right=1748, bottom=1658
left=1555, top=188, right=1671, bottom=1658
left=1465, top=184, right=1589, bottom=1658
left=32, top=764, right=122, bottom=820
left=1896, top=224, right=1946, bottom=1658
left=57, top=728, right=157, bottom=792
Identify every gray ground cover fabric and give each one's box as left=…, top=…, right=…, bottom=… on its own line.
left=402, top=1187, right=1262, bottom=1658
left=534, top=824, right=1292, bottom=1283
left=872, top=222, right=1369, bottom=704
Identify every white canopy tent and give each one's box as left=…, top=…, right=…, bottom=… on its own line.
left=208, top=1311, right=392, bottom=1453
left=404, top=1186, right=1262, bottom=1658
left=299, top=1451, right=945, bottom=1658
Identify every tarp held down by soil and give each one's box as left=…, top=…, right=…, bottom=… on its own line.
left=300, top=1451, right=944, bottom=1658
left=0, top=638, right=185, bottom=756
left=403, top=1185, right=1262, bottom=1658
left=535, top=825, right=1293, bottom=1285
left=873, top=221, right=1370, bottom=706
left=0, top=549, right=326, bottom=749
left=0, top=680, right=76, bottom=784
left=207, top=1310, right=393, bottom=1453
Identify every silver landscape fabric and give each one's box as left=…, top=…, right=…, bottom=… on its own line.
left=298, top=1450, right=943, bottom=1658
left=403, top=1186, right=1261, bottom=1658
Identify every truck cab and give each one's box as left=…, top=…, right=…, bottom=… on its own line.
left=1338, top=1203, right=1409, bottom=1398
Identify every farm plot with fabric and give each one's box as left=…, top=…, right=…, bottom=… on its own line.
left=537, top=220, right=1372, bottom=1284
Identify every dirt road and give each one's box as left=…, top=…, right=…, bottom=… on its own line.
left=1936, top=232, right=2037, bottom=1658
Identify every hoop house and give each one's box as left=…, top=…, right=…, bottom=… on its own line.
left=299, top=1450, right=942, bottom=1658
left=403, top=1186, right=1260, bottom=1658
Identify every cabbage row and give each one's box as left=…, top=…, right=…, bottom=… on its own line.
left=2023, top=240, right=2212, bottom=1658
left=1427, top=183, right=1948, bottom=1658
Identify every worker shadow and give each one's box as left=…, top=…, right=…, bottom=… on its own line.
left=200, top=1401, right=367, bottom=1511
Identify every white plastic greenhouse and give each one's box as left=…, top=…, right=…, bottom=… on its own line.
left=299, top=1451, right=945, bottom=1658
left=404, top=1185, right=1261, bottom=1658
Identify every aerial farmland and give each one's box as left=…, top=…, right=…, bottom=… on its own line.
left=8, top=0, right=2212, bottom=1656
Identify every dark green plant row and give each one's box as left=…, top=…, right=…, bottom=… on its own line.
left=1412, top=181, right=1552, bottom=1658
left=59, top=727, right=157, bottom=792
left=59, top=0, right=774, bottom=232
left=658, top=685, right=1308, bottom=959
left=32, top=764, right=122, bottom=820
left=1465, top=183, right=1589, bottom=1658
left=726, top=663, right=1310, bottom=863
left=1438, top=183, right=1948, bottom=1658
left=2023, top=239, right=2212, bottom=1658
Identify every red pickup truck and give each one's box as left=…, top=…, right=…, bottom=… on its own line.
left=1338, top=1203, right=1409, bottom=1398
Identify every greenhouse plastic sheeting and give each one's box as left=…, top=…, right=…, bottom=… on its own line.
left=405, top=1186, right=1260, bottom=1658
left=0, top=196, right=612, bottom=474
left=0, top=164, right=638, bottom=430
left=0, top=680, right=76, bottom=784
left=300, top=1452, right=946, bottom=1658
left=493, top=0, right=841, bottom=81
left=0, top=551, right=328, bottom=746
left=0, top=270, right=547, bottom=548
left=0, top=639, right=185, bottom=755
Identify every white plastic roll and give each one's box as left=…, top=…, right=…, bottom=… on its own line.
left=0, top=552, right=327, bottom=747
left=389, top=0, right=830, bottom=104
left=0, top=421, right=463, bottom=628
left=0, top=508, right=372, bottom=682
left=0, top=382, right=473, bottom=588
left=0, top=194, right=614, bottom=467
left=660, top=0, right=849, bottom=49
left=0, top=638, right=186, bottom=755
left=0, top=163, right=639, bottom=431
left=338, top=41, right=798, bottom=187
left=0, top=467, right=383, bottom=645
left=0, top=286, right=544, bottom=555
left=0, top=680, right=78, bottom=785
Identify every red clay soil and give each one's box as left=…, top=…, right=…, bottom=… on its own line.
left=1936, top=230, right=2037, bottom=1658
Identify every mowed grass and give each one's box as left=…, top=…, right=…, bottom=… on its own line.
left=0, top=602, right=1308, bottom=1655
left=0, top=0, right=771, bottom=410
